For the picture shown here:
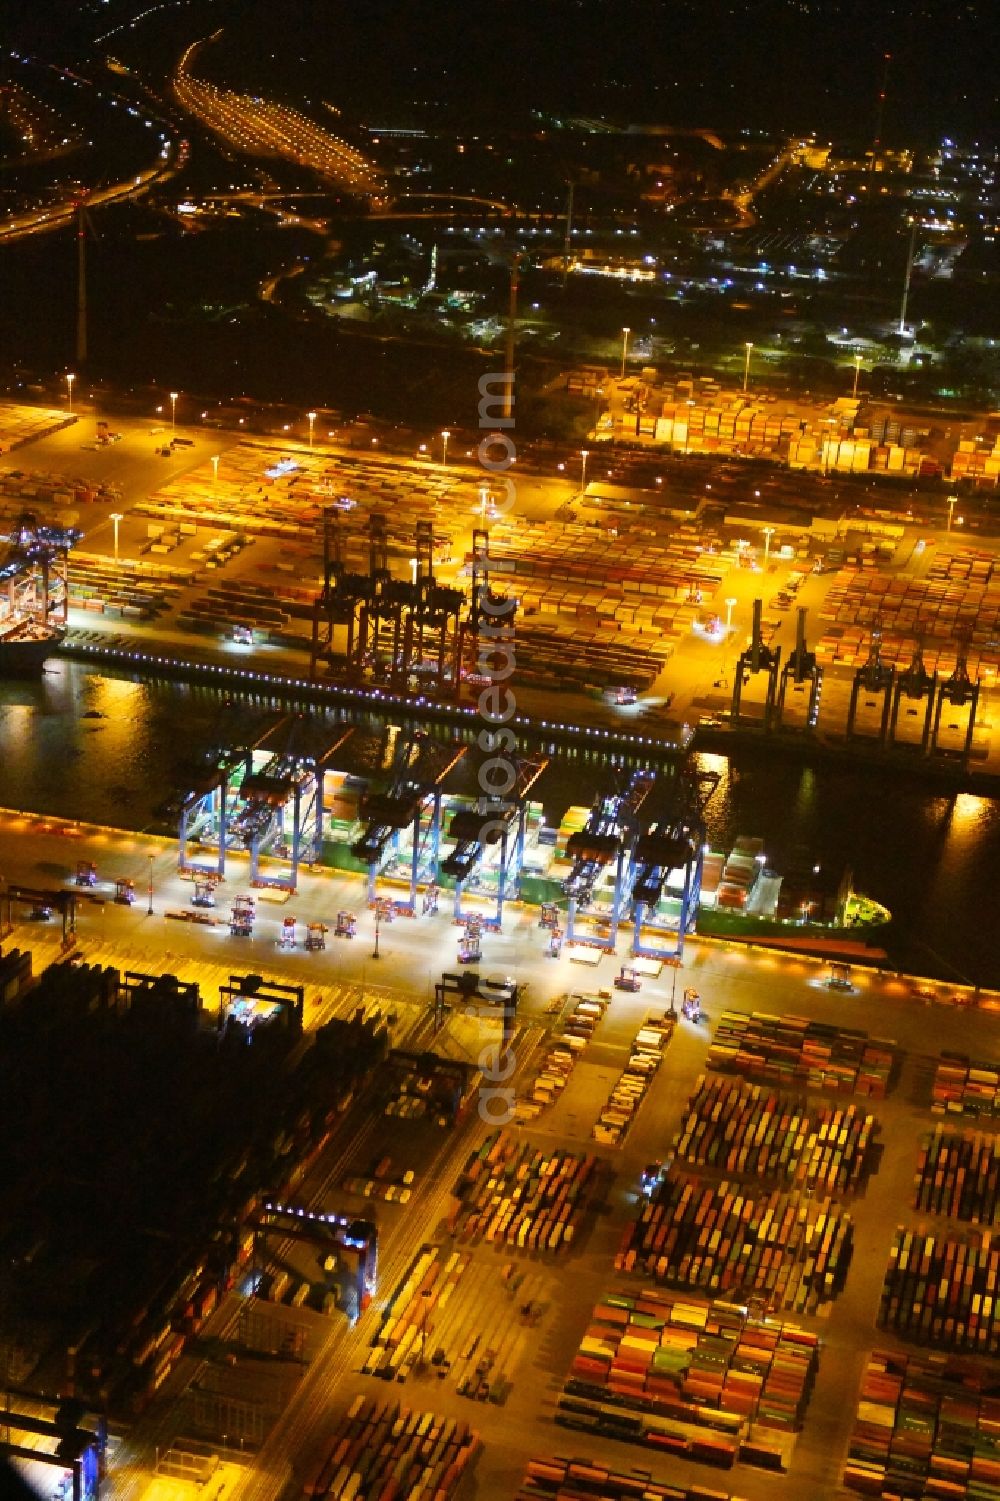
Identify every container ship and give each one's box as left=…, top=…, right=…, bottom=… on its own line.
left=696, top=834, right=890, bottom=946
left=0, top=512, right=78, bottom=678
left=0, top=616, right=65, bottom=676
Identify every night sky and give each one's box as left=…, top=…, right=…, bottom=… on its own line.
left=8, top=0, right=998, bottom=144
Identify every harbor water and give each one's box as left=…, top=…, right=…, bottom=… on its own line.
left=1, top=659, right=998, bottom=986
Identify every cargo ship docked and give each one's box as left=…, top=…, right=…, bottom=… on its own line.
left=0, top=617, right=65, bottom=677
left=0, top=512, right=78, bottom=678
left=695, top=834, right=891, bottom=947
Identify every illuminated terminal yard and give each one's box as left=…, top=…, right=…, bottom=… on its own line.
left=1, top=0, right=999, bottom=1496
left=2, top=396, right=1000, bottom=1501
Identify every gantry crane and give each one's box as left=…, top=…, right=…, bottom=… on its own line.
left=888, top=629, right=936, bottom=752
left=632, top=768, right=720, bottom=960
left=350, top=730, right=466, bottom=908
left=561, top=770, right=655, bottom=950
left=731, top=598, right=781, bottom=730
left=0, top=511, right=80, bottom=632
left=401, top=519, right=467, bottom=694
left=456, top=527, right=517, bottom=691
left=179, top=717, right=353, bottom=891
left=776, top=606, right=822, bottom=728
left=930, top=634, right=980, bottom=762
left=309, top=504, right=371, bottom=679
left=440, top=754, right=548, bottom=929
left=847, top=618, right=895, bottom=743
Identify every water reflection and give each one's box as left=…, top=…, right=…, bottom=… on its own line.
left=1, top=662, right=999, bottom=982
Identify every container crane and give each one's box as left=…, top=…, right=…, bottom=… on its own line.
left=776, top=606, right=822, bottom=729
left=731, top=598, right=781, bottom=730
left=562, top=770, right=654, bottom=950
left=888, top=630, right=936, bottom=752
left=632, top=768, right=720, bottom=960
left=400, top=519, right=466, bottom=693
left=847, top=618, right=895, bottom=744
left=930, top=635, right=979, bottom=762
left=440, top=754, right=548, bottom=929
left=350, top=731, right=466, bottom=908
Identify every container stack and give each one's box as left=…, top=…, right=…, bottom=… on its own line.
left=516, top=994, right=609, bottom=1122
left=563, top=1285, right=818, bottom=1465
left=816, top=564, right=1000, bottom=684
left=931, top=1055, right=1000, bottom=1120
left=365, top=1246, right=468, bottom=1379
left=303, top=1395, right=478, bottom=1499
left=617, top=1172, right=852, bottom=1315
left=592, top=1014, right=674, bottom=1146
left=878, top=1229, right=1000, bottom=1354
left=0, top=404, right=73, bottom=449
left=913, top=1128, right=1000, bottom=1223
left=843, top=1349, right=1000, bottom=1499
left=674, top=1076, right=877, bottom=1194
left=448, top=1131, right=595, bottom=1252
left=707, top=1011, right=896, bottom=1099
left=516, top=1456, right=753, bottom=1500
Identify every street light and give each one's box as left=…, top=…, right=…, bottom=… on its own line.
left=307, top=410, right=317, bottom=448
left=762, top=526, right=775, bottom=566
left=580, top=448, right=589, bottom=494
left=66, top=371, right=76, bottom=413
left=620, top=326, right=631, bottom=380
left=725, top=597, right=738, bottom=630
left=852, top=353, right=863, bottom=399
left=109, top=511, right=123, bottom=564
left=169, top=391, right=178, bottom=435
left=743, top=342, right=753, bottom=393
left=372, top=896, right=391, bottom=959
left=440, top=429, right=451, bottom=466
left=211, top=454, right=220, bottom=482
left=946, top=495, right=958, bottom=532
left=147, top=853, right=154, bottom=916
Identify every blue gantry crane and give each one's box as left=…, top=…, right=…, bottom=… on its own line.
left=178, top=718, right=354, bottom=891
left=561, top=770, right=655, bottom=950
left=350, top=730, right=466, bottom=909
left=631, top=768, right=720, bottom=960
left=440, top=754, right=548, bottom=929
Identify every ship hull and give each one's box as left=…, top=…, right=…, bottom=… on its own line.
left=0, top=632, right=63, bottom=677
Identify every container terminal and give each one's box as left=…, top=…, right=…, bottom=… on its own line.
left=0, top=805, right=995, bottom=1501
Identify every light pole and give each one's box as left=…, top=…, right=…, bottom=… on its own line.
left=307, top=410, right=317, bottom=448
left=66, top=372, right=76, bottom=413
left=580, top=448, right=589, bottom=495
left=372, top=897, right=390, bottom=959
left=852, top=354, right=863, bottom=399
left=211, top=454, right=220, bottom=482
left=409, top=556, right=418, bottom=586
left=946, top=495, right=958, bottom=532
left=110, top=511, right=123, bottom=564
left=147, top=853, right=154, bottom=916
left=725, top=597, right=738, bottom=630
left=743, top=341, right=753, bottom=393
left=440, top=429, right=451, bottom=466
left=169, top=391, right=178, bottom=436
left=762, top=526, right=775, bottom=567
left=620, top=326, right=630, bottom=380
